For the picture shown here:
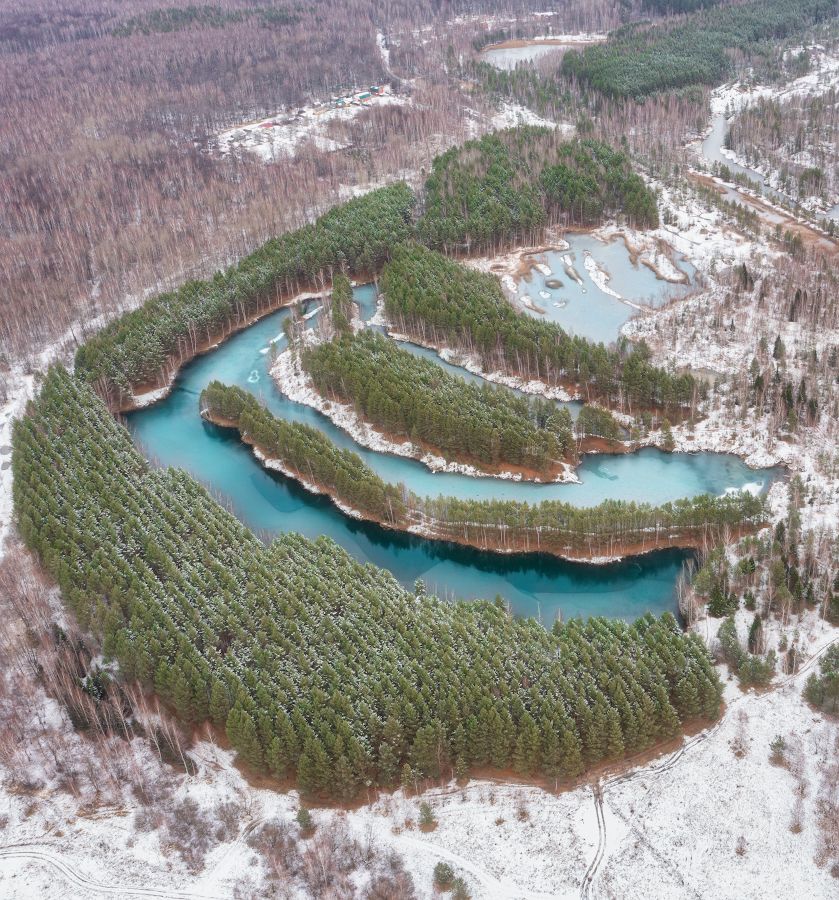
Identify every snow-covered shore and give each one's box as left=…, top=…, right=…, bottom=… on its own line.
left=594, top=224, right=692, bottom=285
left=253, top=446, right=367, bottom=522
left=582, top=250, right=627, bottom=303
left=270, top=341, right=579, bottom=482
left=437, top=346, right=577, bottom=405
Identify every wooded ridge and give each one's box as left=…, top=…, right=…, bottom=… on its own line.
left=301, top=329, right=574, bottom=474
left=201, top=381, right=769, bottom=560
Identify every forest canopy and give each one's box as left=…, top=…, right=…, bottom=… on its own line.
left=73, top=128, right=666, bottom=412
left=74, top=183, right=415, bottom=403
left=13, top=367, right=726, bottom=799
left=562, top=0, right=838, bottom=98
left=200, top=380, right=405, bottom=524
left=419, top=129, right=659, bottom=251
left=202, top=380, right=768, bottom=557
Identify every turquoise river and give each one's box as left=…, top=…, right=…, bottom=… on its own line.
left=127, top=283, right=782, bottom=623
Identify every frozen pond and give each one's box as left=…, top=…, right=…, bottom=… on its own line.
left=512, top=234, right=695, bottom=344
left=481, top=42, right=567, bottom=70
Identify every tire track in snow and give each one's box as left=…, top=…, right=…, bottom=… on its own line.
left=0, top=845, right=226, bottom=900
left=580, top=783, right=604, bottom=900
left=578, top=634, right=839, bottom=897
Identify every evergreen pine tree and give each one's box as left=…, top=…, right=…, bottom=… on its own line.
left=226, top=705, right=265, bottom=770
left=605, top=707, right=624, bottom=759
left=512, top=713, right=541, bottom=776
left=209, top=679, right=231, bottom=727
left=297, top=737, right=332, bottom=796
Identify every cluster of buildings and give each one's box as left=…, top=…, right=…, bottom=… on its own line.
left=323, top=85, right=385, bottom=109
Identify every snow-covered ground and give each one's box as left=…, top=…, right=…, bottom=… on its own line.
left=621, top=189, right=836, bottom=473
left=711, top=46, right=839, bottom=119
left=651, top=181, right=769, bottom=279
left=216, top=86, right=409, bottom=162
left=597, top=634, right=839, bottom=900
left=595, top=225, right=691, bottom=285
left=2, top=104, right=838, bottom=899
left=0, top=377, right=33, bottom=549
left=490, top=102, right=563, bottom=132
left=699, top=46, right=839, bottom=217
left=582, top=251, right=624, bottom=302
left=2, top=623, right=836, bottom=900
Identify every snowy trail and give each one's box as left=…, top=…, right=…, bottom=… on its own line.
left=579, top=784, right=604, bottom=899
left=0, top=845, right=226, bottom=899
left=398, top=835, right=559, bottom=900
left=579, top=632, right=839, bottom=897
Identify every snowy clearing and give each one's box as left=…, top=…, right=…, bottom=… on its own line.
left=216, top=86, right=409, bottom=162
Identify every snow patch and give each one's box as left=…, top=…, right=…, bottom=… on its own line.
left=216, top=86, right=409, bottom=163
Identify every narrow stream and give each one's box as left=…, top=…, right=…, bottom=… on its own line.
left=702, top=111, right=839, bottom=224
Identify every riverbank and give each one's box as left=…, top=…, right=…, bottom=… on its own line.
left=202, top=407, right=761, bottom=564
left=115, top=283, right=341, bottom=413
left=468, top=227, right=692, bottom=297
left=381, top=311, right=697, bottom=428
left=271, top=341, right=582, bottom=483
left=116, top=226, right=695, bottom=417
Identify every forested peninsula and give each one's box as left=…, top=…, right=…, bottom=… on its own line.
left=200, top=382, right=768, bottom=561
left=14, top=367, right=727, bottom=802
left=300, top=329, right=575, bottom=478
left=7, top=126, right=767, bottom=800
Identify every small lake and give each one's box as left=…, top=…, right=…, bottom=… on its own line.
left=513, top=234, right=695, bottom=344
left=127, top=284, right=781, bottom=622
left=481, top=42, right=567, bottom=70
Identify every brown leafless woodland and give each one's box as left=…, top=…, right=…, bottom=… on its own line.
left=0, top=0, right=693, bottom=361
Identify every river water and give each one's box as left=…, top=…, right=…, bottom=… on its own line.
left=127, top=281, right=780, bottom=622
left=702, top=112, right=839, bottom=224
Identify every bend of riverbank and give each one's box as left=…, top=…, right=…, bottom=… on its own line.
left=270, top=344, right=583, bottom=483
left=114, top=281, right=344, bottom=413
left=114, top=226, right=698, bottom=418
left=202, top=407, right=766, bottom=564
